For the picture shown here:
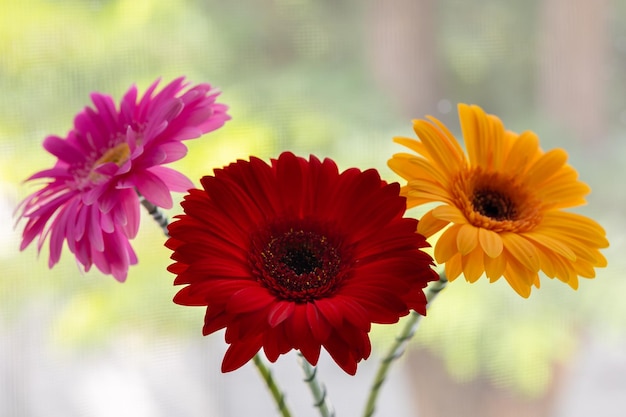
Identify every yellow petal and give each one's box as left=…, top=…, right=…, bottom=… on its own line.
left=431, top=205, right=468, bottom=224
left=434, top=224, right=462, bottom=263
left=387, top=154, right=423, bottom=181
left=459, top=104, right=481, bottom=166
left=407, top=178, right=453, bottom=202
left=478, top=228, right=503, bottom=258
left=593, top=251, right=608, bottom=268
left=426, top=115, right=466, bottom=159
left=566, top=275, right=579, bottom=290
left=459, top=104, right=505, bottom=169
left=456, top=224, right=478, bottom=255
left=535, top=181, right=591, bottom=208
left=532, top=274, right=541, bottom=288
left=393, top=136, right=429, bottom=157
left=501, top=233, right=541, bottom=272
left=572, top=259, right=597, bottom=279
left=541, top=212, right=609, bottom=248
left=524, top=148, right=569, bottom=187
left=462, top=247, right=485, bottom=283
left=445, top=253, right=463, bottom=281
left=413, top=119, right=465, bottom=177
left=504, top=276, right=532, bottom=297
left=535, top=245, right=557, bottom=278
left=389, top=152, right=457, bottom=192
left=549, top=253, right=577, bottom=286
left=521, top=231, right=576, bottom=261
left=405, top=154, right=452, bottom=186
left=502, top=262, right=533, bottom=298
left=536, top=230, right=606, bottom=265
left=502, top=130, right=540, bottom=177
left=484, top=253, right=506, bottom=281
left=406, top=190, right=452, bottom=205
left=417, top=210, right=450, bottom=238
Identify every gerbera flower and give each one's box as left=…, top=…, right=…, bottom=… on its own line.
left=166, top=152, right=437, bottom=374
left=16, top=77, right=230, bottom=282
left=388, top=103, right=608, bottom=297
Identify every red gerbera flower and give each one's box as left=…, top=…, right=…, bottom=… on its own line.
left=16, top=77, right=230, bottom=282
left=166, top=152, right=437, bottom=375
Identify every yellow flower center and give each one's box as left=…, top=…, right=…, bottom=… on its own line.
left=96, top=142, right=131, bottom=166
left=88, top=142, right=131, bottom=182
left=452, top=167, right=542, bottom=233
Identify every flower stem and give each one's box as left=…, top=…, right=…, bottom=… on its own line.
left=253, top=354, right=294, bottom=417
left=141, top=199, right=294, bottom=417
left=298, top=352, right=335, bottom=417
left=139, top=195, right=170, bottom=237
left=362, top=273, right=448, bottom=417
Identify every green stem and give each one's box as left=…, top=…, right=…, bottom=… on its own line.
left=145, top=203, right=293, bottom=416
left=253, top=354, right=294, bottom=417
left=362, top=273, right=448, bottom=417
left=298, top=353, right=335, bottom=417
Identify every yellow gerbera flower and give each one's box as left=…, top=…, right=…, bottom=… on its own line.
left=388, top=103, right=608, bottom=297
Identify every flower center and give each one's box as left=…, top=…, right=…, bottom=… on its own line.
left=249, top=220, right=347, bottom=302
left=452, top=168, right=542, bottom=233
left=281, top=245, right=322, bottom=275
left=86, top=142, right=131, bottom=183
left=94, top=142, right=131, bottom=167
left=471, top=189, right=517, bottom=221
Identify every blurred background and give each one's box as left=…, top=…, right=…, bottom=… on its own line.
left=1, top=0, right=625, bottom=416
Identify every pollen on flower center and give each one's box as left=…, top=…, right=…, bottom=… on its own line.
left=249, top=221, right=346, bottom=302
left=95, top=142, right=131, bottom=166
left=85, top=142, right=131, bottom=184
left=453, top=168, right=542, bottom=233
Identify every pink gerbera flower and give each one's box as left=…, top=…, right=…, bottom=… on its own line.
left=16, top=77, right=230, bottom=282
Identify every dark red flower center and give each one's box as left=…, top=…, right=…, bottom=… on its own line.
left=249, top=220, right=347, bottom=302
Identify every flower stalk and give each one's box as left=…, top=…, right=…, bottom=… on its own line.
left=362, top=273, right=448, bottom=417
left=253, top=355, right=294, bottom=417
left=140, top=195, right=170, bottom=237
left=143, top=201, right=295, bottom=417
left=298, top=353, right=335, bottom=417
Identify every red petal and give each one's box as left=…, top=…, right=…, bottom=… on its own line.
left=306, top=302, right=332, bottom=343
left=274, top=152, right=306, bottom=217
left=287, top=304, right=320, bottom=365
left=322, top=333, right=359, bottom=375
left=221, top=338, right=263, bottom=372
left=226, top=287, right=275, bottom=314
left=268, top=301, right=296, bottom=327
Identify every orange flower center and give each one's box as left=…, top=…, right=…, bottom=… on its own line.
left=249, top=220, right=347, bottom=302
left=452, top=168, right=542, bottom=233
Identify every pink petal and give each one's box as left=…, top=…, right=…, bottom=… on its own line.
left=134, top=170, right=173, bottom=209
left=159, top=141, right=189, bottom=164
left=88, top=206, right=104, bottom=252
left=148, top=166, right=193, bottom=192
left=43, top=136, right=85, bottom=164
left=114, top=189, right=140, bottom=238
left=27, top=167, right=72, bottom=181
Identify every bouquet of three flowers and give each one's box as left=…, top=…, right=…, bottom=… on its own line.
left=15, top=78, right=608, bottom=417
